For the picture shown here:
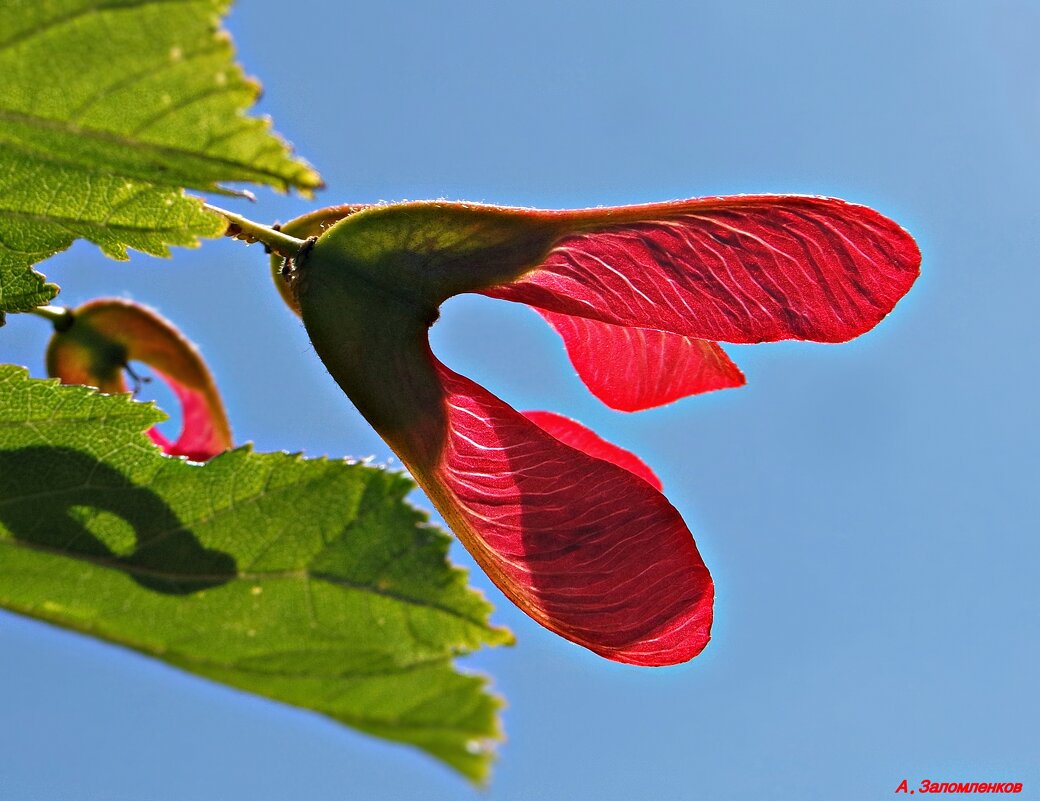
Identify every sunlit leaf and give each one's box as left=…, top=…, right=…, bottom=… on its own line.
left=0, top=365, right=510, bottom=782
left=0, top=0, right=323, bottom=317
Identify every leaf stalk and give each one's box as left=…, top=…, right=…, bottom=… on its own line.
left=205, top=204, right=308, bottom=259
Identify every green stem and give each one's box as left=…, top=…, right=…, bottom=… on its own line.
left=29, top=305, right=74, bottom=331
left=204, top=203, right=308, bottom=258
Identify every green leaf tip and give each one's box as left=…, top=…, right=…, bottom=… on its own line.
left=0, top=0, right=323, bottom=314
left=0, top=365, right=510, bottom=782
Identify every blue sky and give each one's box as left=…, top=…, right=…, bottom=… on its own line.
left=2, top=1, right=1037, bottom=799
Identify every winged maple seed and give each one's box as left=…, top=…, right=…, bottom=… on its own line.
left=269, top=196, right=920, bottom=666
left=46, top=299, right=232, bottom=462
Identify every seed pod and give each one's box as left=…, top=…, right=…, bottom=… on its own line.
left=47, top=299, right=232, bottom=462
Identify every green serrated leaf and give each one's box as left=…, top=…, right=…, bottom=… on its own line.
left=0, top=0, right=323, bottom=314
left=0, top=365, right=512, bottom=782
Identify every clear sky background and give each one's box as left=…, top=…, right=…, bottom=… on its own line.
left=2, top=1, right=1037, bottom=799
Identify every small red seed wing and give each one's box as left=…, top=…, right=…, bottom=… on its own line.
left=46, top=299, right=231, bottom=461
left=536, top=310, right=746, bottom=411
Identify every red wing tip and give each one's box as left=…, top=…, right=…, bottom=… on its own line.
left=589, top=622, right=712, bottom=667
left=602, top=365, right=748, bottom=413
